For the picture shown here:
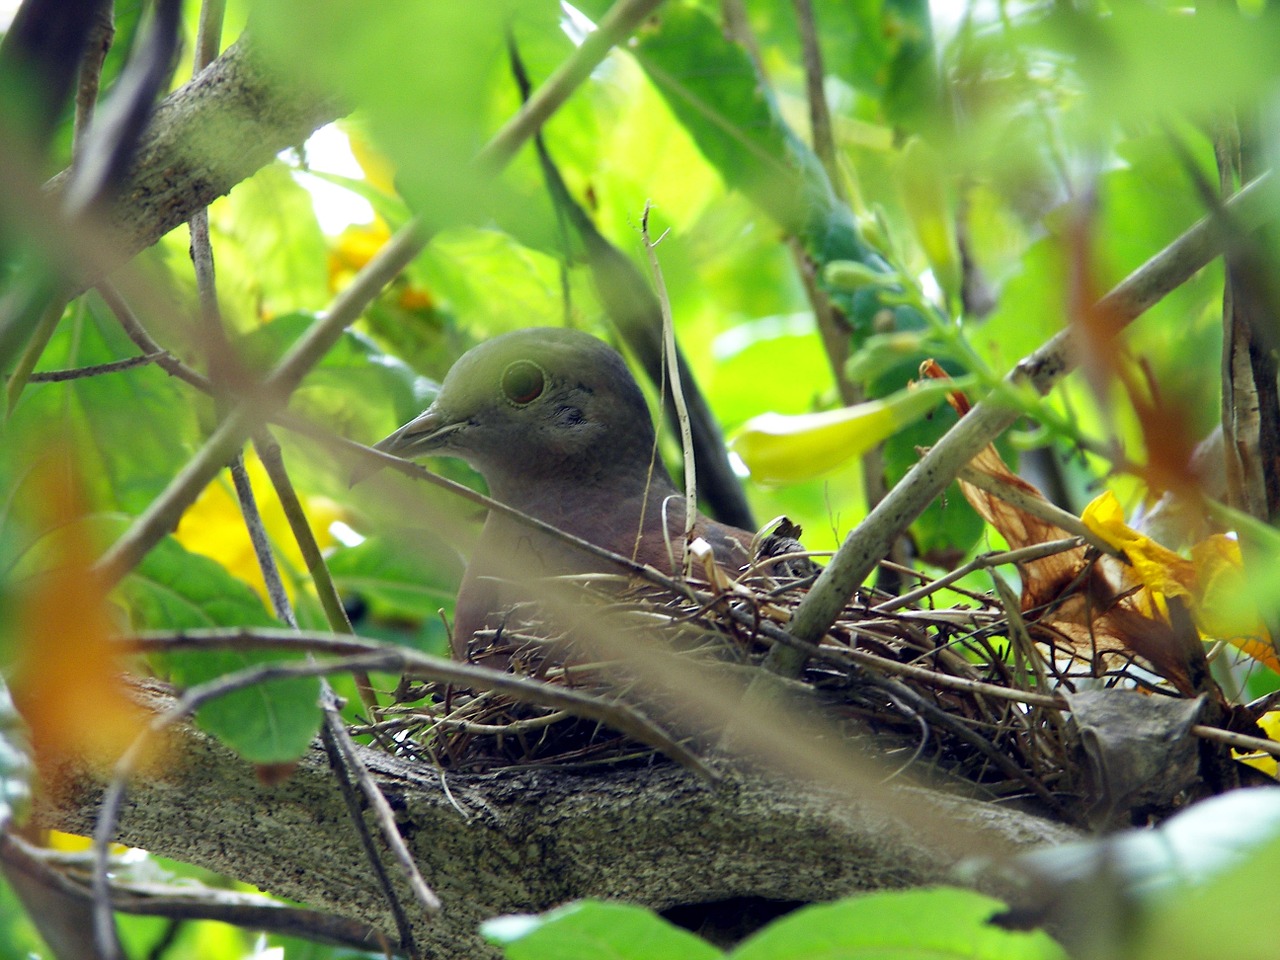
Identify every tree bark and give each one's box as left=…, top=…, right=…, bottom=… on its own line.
left=48, top=34, right=345, bottom=285
left=35, top=681, right=1077, bottom=959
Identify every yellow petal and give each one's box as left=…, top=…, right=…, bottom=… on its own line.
left=1191, top=534, right=1278, bottom=671
left=1082, top=492, right=1279, bottom=672
left=1237, top=711, right=1280, bottom=778
left=731, top=382, right=949, bottom=485
left=1082, top=491, right=1195, bottom=599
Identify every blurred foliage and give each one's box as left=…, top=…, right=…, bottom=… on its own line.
left=3, top=0, right=1280, bottom=957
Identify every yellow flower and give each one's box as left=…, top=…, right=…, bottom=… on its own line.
left=1082, top=491, right=1278, bottom=672
left=730, top=381, right=951, bottom=485
left=327, top=219, right=435, bottom=312
left=176, top=454, right=344, bottom=605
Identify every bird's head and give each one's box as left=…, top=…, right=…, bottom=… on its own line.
left=375, top=328, right=662, bottom=499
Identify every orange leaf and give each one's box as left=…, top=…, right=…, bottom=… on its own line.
left=8, top=452, right=157, bottom=782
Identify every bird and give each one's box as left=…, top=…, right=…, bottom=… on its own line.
left=373, top=327, right=808, bottom=663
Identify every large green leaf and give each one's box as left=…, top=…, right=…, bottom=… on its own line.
left=122, top=537, right=321, bottom=765
left=633, top=4, right=859, bottom=256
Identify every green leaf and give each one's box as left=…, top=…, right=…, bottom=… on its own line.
left=631, top=2, right=938, bottom=356
left=207, top=162, right=333, bottom=329
left=483, top=900, right=722, bottom=960
left=4, top=295, right=201, bottom=516
left=1136, top=790, right=1280, bottom=960
left=633, top=2, right=868, bottom=265
left=122, top=537, right=321, bottom=765
left=731, top=888, right=1067, bottom=960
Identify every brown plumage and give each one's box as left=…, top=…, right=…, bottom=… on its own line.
left=375, top=327, right=772, bottom=660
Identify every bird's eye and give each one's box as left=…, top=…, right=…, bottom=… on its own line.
left=501, top=360, right=546, bottom=406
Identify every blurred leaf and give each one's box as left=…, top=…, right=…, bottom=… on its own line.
left=483, top=900, right=722, bottom=960
left=207, top=163, right=333, bottom=328
left=4, top=294, right=200, bottom=516
left=732, top=888, right=1066, bottom=960
left=237, top=311, right=433, bottom=437
left=122, top=537, right=321, bottom=765
left=1, top=455, right=154, bottom=779
left=897, top=137, right=960, bottom=301
left=1031, top=3, right=1280, bottom=127
left=1017, top=788, right=1280, bottom=960
left=253, top=0, right=562, bottom=228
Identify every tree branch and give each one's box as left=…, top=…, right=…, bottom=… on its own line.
left=49, top=34, right=345, bottom=286
left=38, top=679, right=1077, bottom=959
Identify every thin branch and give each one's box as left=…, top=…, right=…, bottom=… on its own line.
left=18, top=351, right=167, bottom=381
left=871, top=538, right=1088, bottom=614
left=316, top=696, right=422, bottom=954
left=955, top=464, right=1120, bottom=557
left=97, top=282, right=215, bottom=392
left=194, top=0, right=226, bottom=72
left=321, top=689, right=442, bottom=916
left=230, top=452, right=297, bottom=625
left=791, top=0, right=845, bottom=202
left=250, top=434, right=436, bottom=940
left=240, top=436, right=428, bottom=939
left=73, top=8, right=116, bottom=153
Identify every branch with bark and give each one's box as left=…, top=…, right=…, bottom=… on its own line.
left=36, top=680, right=1076, bottom=959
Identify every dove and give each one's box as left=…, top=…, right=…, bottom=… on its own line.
left=375, top=327, right=810, bottom=661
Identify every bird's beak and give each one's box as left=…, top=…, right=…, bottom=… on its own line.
left=351, top=406, right=466, bottom=486
left=374, top=408, right=456, bottom=458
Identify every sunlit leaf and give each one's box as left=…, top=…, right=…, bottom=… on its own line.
left=732, top=888, right=1066, bottom=960
left=483, top=900, right=721, bottom=960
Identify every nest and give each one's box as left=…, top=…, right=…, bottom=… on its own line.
left=355, top=537, right=1269, bottom=827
